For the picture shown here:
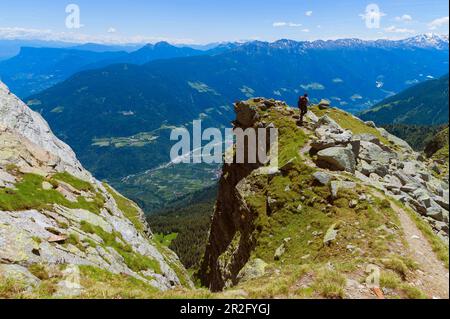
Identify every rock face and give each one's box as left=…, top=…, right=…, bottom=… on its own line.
left=0, top=82, right=86, bottom=180
left=0, top=81, right=192, bottom=294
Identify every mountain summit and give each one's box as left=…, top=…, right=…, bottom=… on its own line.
left=0, top=81, right=192, bottom=298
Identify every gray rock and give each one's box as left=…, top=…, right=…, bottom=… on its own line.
left=401, top=184, right=418, bottom=193
left=403, top=161, right=418, bottom=176
left=330, top=181, right=356, bottom=199
left=314, top=115, right=341, bottom=131
left=313, top=172, right=333, bottom=185
left=426, top=209, right=445, bottom=222
left=434, top=197, right=449, bottom=210
left=41, top=181, right=53, bottom=190
left=318, top=99, right=331, bottom=109
left=0, top=170, right=16, bottom=188
left=381, top=129, right=414, bottom=152
left=353, top=133, right=380, bottom=144
left=323, top=223, right=338, bottom=244
left=365, top=121, right=376, bottom=128
left=359, top=141, right=394, bottom=164
left=0, top=264, right=41, bottom=288
left=0, top=80, right=192, bottom=292
left=237, top=258, right=268, bottom=283
left=349, top=200, right=358, bottom=208
left=393, top=171, right=415, bottom=186
left=316, top=147, right=356, bottom=173
left=359, top=161, right=375, bottom=176
left=274, top=243, right=286, bottom=261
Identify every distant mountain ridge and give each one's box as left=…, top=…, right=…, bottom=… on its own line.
left=0, top=42, right=213, bottom=97
left=360, top=74, right=449, bottom=126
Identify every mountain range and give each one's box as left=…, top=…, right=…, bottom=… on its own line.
left=22, top=34, right=449, bottom=210
left=0, top=42, right=218, bottom=98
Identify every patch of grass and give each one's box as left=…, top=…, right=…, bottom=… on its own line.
left=312, top=268, right=347, bottom=299
left=28, top=264, right=49, bottom=280
left=381, top=257, right=409, bottom=278
left=379, top=270, right=426, bottom=298
left=79, top=265, right=209, bottom=299
left=229, top=265, right=308, bottom=299
left=265, top=108, right=308, bottom=166
left=79, top=265, right=158, bottom=299
left=65, top=233, right=86, bottom=253
left=154, top=233, right=178, bottom=247
left=0, top=276, right=27, bottom=298
left=80, top=221, right=161, bottom=274
left=0, top=173, right=104, bottom=214
left=32, top=236, right=42, bottom=245
left=104, top=184, right=146, bottom=236
left=399, top=284, right=427, bottom=299
left=53, top=172, right=95, bottom=192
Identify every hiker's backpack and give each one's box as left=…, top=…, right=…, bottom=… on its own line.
left=299, top=96, right=308, bottom=110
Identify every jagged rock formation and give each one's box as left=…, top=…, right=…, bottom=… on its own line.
left=0, top=81, right=192, bottom=297
left=199, top=98, right=449, bottom=299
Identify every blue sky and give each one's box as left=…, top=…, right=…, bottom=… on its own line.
left=0, top=0, right=448, bottom=44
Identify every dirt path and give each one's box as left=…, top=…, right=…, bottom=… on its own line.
left=380, top=194, right=449, bottom=299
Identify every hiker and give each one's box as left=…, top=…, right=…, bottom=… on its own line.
left=298, top=93, right=310, bottom=126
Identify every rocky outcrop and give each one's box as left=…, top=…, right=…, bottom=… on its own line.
left=199, top=99, right=288, bottom=292
left=200, top=97, right=449, bottom=295
left=316, top=146, right=356, bottom=173
left=0, top=81, right=192, bottom=295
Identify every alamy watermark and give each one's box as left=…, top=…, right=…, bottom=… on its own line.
left=360, top=4, right=385, bottom=29
left=170, top=120, right=279, bottom=171
left=65, top=4, right=83, bottom=29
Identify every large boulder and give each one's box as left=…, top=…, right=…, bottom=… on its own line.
left=318, top=99, right=331, bottom=109
left=311, top=115, right=354, bottom=152
left=359, top=141, right=395, bottom=164
left=316, top=147, right=356, bottom=173
left=313, top=171, right=333, bottom=185
left=237, top=258, right=268, bottom=283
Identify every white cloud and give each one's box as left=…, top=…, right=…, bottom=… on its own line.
left=305, top=11, right=313, bottom=17
left=301, top=29, right=310, bottom=33
left=107, top=27, right=117, bottom=34
left=384, top=25, right=415, bottom=34
left=395, top=14, right=413, bottom=22
left=273, top=22, right=287, bottom=27
left=273, top=22, right=302, bottom=28
left=0, top=26, right=195, bottom=44
left=428, top=16, right=449, bottom=30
